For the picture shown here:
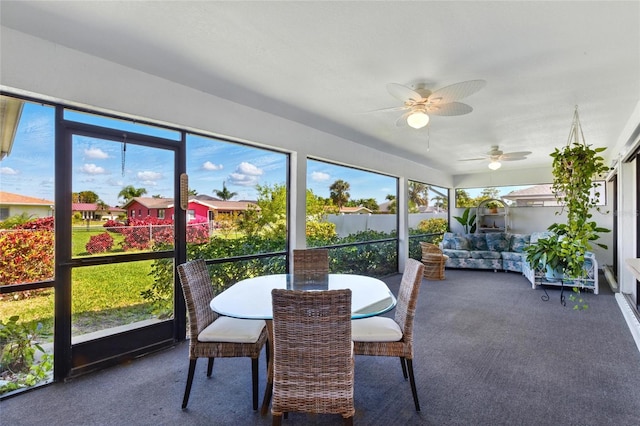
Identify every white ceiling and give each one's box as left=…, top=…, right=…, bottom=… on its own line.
left=1, top=1, right=639, bottom=175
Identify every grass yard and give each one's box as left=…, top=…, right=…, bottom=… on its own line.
left=1, top=227, right=162, bottom=341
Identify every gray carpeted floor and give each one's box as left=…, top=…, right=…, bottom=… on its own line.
left=3, top=269, right=640, bottom=425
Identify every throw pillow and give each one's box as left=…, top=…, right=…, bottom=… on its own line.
left=486, top=233, right=509, bottom=251
left=467, top=233, right=489, bottom=251
left=441, top=232, right=455, bottom=249
left=509, top=234, right=531, bottom=253
left=453, top=235, right=470, bottom=250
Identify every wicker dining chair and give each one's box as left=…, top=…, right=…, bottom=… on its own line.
left=292, top=248, right=329, bottom=274
left=351, top=258, right=425, bottom=411
left=419, top=241, right=449, bottom=280
left=271, top=289, right=355, bottom=425
left=177, top=259, right=268, bottom=410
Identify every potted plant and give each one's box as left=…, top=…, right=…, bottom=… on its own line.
left=525, top=107, right=610, bottom=306
left=453, top=207, right=476, bottom=233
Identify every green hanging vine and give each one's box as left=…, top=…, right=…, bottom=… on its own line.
left=547, top=106, right=610, bottom=280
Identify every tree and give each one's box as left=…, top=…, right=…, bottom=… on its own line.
left=408, top=181, right=430, bottom=208
left=384, top=194, right=396, bottom=214
left=213, top=181, right=237, bottom=201
left=118, top=185, right=147, bottom=203
left=329, top=179, right=350, bottom=209
left=455, top=189, right=474, bottom=208
left=73, top=190, right=100, bottom=203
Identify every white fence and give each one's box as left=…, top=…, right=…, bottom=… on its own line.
left=326, top=212, right=448, bottom=238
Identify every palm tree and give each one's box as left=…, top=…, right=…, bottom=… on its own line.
left=408, top=181, right=430, bottom=208
left=213, top=181, right=237, bottom=201
left=385, top=194, right=397, bottom=214
left=118, top=185, right=147, bottom=203
left=329, top=179, right=350, bottom=209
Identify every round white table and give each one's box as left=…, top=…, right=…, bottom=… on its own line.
left=209, top=273, right=396, bottom=415
left=210, top=273, right=396, bottom=320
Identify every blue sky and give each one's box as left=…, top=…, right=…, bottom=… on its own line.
left=1, top=102, right=400, bottom=207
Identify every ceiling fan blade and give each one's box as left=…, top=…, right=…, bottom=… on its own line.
left=501, top=156, right=529, bottom=161
left=361, top=105, right=409, bottom=114
left=395, top=111, right=412, bottom=127
left=428, top=79, right=486, bottom=104
left=502, top=151, right=533, bottom=158
left=386, top=83, right=424, bottom=102
left=427, top=102, right=473, bottom=116
left=458, top=157, right=488, bottom=162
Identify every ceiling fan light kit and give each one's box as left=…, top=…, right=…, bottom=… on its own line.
left=488, top=160, right=502, bottom=170
left=407, top=110, right=430, bottom=129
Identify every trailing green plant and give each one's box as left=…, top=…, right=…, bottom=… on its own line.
left=526, top=107, right=610, bottom=306
left=453, top=207, right=476, bottom=233
left=0, top=315, right=53, bottom=395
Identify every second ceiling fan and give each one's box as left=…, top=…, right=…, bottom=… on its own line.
left=373, top=79, right=486, bottom=129
left=459, top=145, right=532, bottom=170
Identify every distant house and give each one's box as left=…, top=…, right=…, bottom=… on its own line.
left=121, top=197, right=174, bottom=220
left=121, top=196, right=259, bottom=222
left=339, top=206, right=372, bottom=215
left=71, top=203, right=126, bottom=221
left=0, top=191, right=54, bottom=221
left=502, top=184, right=560, bottom=207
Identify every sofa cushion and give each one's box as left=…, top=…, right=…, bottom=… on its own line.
left=486, top=233, right=509, bottom=251
left=466, top=233, right=489, bottom=251
left=502, top=251, right=525, bottom=262
left=470, top=250, right=502, bottom=259
left=442, top=249, right=471, bottom=259
left=452, top=235, right=470, bottom=250
left=508, top=233, right=531, bottom=253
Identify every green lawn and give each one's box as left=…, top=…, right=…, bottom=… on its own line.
left=1, top=227, right=159, bottom=341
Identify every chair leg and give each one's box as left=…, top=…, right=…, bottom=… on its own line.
left=252, top=357, right=259, bottom=410
left=182, top=359, right=197, bottom=409
left=406, top=358, right=421, bottom=411
left=272, top=414, right=283, bottom=426
left=343, top=415, right=354, bottom=426
left=207, top=357, right=214, bottom=377
left=400, top=357, right=408, bottom=379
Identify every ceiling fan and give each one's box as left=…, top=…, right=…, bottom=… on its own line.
left=370, top=80, right=486, bottom=129
left=459, top=145, right=532, bottom=170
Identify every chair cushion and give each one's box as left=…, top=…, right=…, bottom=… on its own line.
left=198, top=316, right=265, bottom=343
left=508, top=233, right=530, bottom=253
left=351, top=316, right=402, bottom=342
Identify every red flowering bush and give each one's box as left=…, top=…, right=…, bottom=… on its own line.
left=103, top=219, right=126, bottom=233
left=187, top=218, right=210, bottom=244
left=0, top=229, right=54, bottom=285
left=14, top=216, right=54, bottom=231
left=120, top=217, right=173, bottom=251
left=85, top=232, right=114, bottom=254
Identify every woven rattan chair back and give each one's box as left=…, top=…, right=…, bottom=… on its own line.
left=292, top=248, right=329, bottom=274
left=271, top=289, right=354, bottom=425
left=177, top=259, right=267, bottom=411
left=353, top=258, right=424, bottom=411
left=419, top=241, right=448, bottom=280
left=178, top=259, right=219, bottom=341
left=393, top=258, right=425, bottom=344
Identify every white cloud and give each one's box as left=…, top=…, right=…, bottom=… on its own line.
left=237, top=162, right=263, bottom=176
left=84, top=147, right=109, bottom=159
left=311, top=171, right=330, bottom=182
left=137, top=171, right=162, bottom=185
left=227, top=162, right=264, bottom=187
left=0, top=167, right=18, bottom=175
left=202, top=161, right=223, bottom=171
left=81, top=163, right=106, bottom=174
